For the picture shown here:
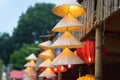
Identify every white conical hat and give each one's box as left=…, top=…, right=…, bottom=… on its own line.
left=24, top=61, right=36, bottom=68
left=38, top=58, right=54, bottom=68
left=39, top=40, right=52, bottom=50
left=52, top=13, right=84, bottom=32
left=51, top=48, right=84, bottom=65
left=39, top=49, right=55, bottom=60
left=26, top=53, right=37, bottom=61
left=52, top=0, right=86, bottom=17
left=51, top=31, right=84, bottom=48
left=24, top=62, right=31, bottom=67
left=39, top=68, right=56, bottom=78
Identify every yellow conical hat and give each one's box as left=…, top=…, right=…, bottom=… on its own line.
left=39, top=40, right=52, bottom=50
left=39, top=49, right=55, bottom=60
left=39, top=68, right=56, bottom=78
left=52, top=0, right=86, bottom=17
left=38, top=58, right=54, bottom=68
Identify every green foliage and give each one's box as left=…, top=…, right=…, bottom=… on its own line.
left=0, top=59, right=4, bottom=77
left=0, top=33, right=14, bottom=64
left=12, top=3, right=60, bottom=49
left=0, top=3, right=60, bottom=65
left=10, top=44, right=38, bottom=70
left=0, top=59, right=4, bottom=67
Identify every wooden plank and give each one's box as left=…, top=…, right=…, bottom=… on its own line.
left=105, top=31, right=120, bottom=38
left=104, top=55, right=120, bottom=63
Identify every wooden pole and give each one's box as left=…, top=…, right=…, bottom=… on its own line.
left=58, top=72, right=62, bottom=80
left=95, top=0, right=103, bottom=80
left=95, top=25, right=103, bottom=80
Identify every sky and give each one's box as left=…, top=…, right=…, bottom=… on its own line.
left=0, top=0, right=61, bottom=35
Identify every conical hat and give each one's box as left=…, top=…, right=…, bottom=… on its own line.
left=77, top=76, right=85, bottom=80
left=77, top=74, right=95, bottom=80
left=51, top=48, right=84, bottom=65
left=23, top=67, right=36, bottom=78
left=52, top=14, right=84, bottom=32
left=39, top=40, right=52, bottom=50
left=26, top=53, right=37, bottom=61
left=83, top=74, right=95, bottom=80
left=39, top=68, right=56, bottom=78
left=51, top=31, right=84, bottom=48
left=24, top=62, right=31, bottom=67
left=38, top=58, right=54, bottom=68
left=74, top=50, right=77, bottom=55
left=39, top=49, right=55, bottom=60
left=24, top=61, right=36, bottom=68
left=23, top=69, right=35, bottom=74
left=52, top=0, right=86, bottom=17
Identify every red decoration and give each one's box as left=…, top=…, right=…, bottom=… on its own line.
left=51, top=67, right=58, bottom=73
left=51, top=65, right=67, bottom=73
left=10, top=70, right=24, bottom=79
left=76, top=40, right=106, bottom=65
left=57, top=65, right=67, bottom=72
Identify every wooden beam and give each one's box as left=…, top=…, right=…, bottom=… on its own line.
left=104, top=54, right=120, bottom=63
left=105, top=31, right=120, bottom=39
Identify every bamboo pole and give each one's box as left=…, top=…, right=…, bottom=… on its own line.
left=95, top=0, right=103, bottom=80
left=108, top=0, right=110, bottom=16
left=89, top=0, right=92, bottom=30
left=111, top=0, right=113, bottom=12
left=104, top=0, right=108, bottom=18
left=95, top=25, right=103, bottom=80
left=84, top=0, right=87, bottom=34
left=91, top=0, right=94, bottom=28
left=100, top=0, right=103, bottom=21
left=58, top=72, right=62, bottom=80
left=96, top=0, right=100, bottom=22
left=86, top=0, right=89, bottom=33
left=114, top=0, right=118, bottom=11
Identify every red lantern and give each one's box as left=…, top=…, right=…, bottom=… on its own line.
left=51, top=67, right=58, bottom=73
left=57, top=65, right=67, bottom=72
left=76, top=40, right=106, bottom=65
left=51, top=65, right=67, bottom=73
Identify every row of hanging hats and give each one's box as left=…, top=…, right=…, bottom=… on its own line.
left=37, top=0, right=86, bottom=79
left=38, top=40, right=57, bottom=79
left=51, top=0, right=96, bottom=79
left=50, top=0, right=86, bottom=69
left=38, top=0, right=96, bottom=80
left=23, top=53, right=37, bottom=80
left=38, top=40, right=69, bottom=79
